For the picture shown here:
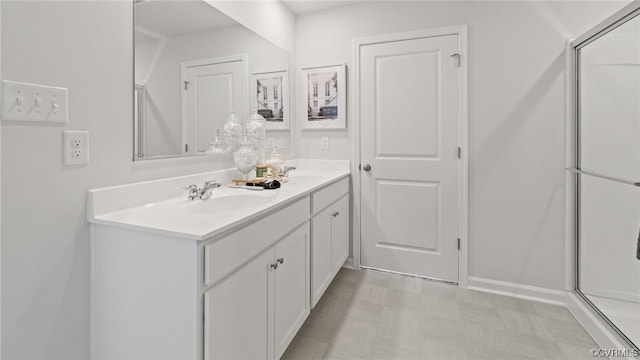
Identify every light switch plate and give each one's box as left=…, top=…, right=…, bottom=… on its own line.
left=2, top=80, right=68, bottom=123
left=63, top=131, right=89, bottom=165
left=320, top=137, right=329, bottom=150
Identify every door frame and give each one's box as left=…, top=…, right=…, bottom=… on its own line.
left=351, top=25, right=469, bottom=287
left=180, top=54, right=249, bottom=155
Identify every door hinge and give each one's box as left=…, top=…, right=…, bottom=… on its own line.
left=457, top=238, right=461, bottom=250
left=185, top=144, right=189, bottom=153
left=451, top=53, right=461, bottom=68
left=457, top=147, right=461, bottom=159
left=184, top=80, right=190, bottom=91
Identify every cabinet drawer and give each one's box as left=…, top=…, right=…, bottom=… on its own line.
left=311, top=177, right=349, bottom=215
left=204, top=196, right=310, bottom=287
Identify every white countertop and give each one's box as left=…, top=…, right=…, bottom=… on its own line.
left=89, top=169, right=350, bottom=241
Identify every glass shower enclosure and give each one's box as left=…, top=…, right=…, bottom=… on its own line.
left=570, top=2, right=640, bottom=352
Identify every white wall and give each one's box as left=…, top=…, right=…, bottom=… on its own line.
left=0, top=2, right=3, bottom=357
left=294, top=1, right=628, bottom=291
left=136, top=24, right=289, bottom=157
left=0, top=1, right=272, bottom=358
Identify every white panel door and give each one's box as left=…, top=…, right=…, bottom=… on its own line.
left=184, top=60, right=243, bottom=154
left=360, top=34, right=460, bottom=281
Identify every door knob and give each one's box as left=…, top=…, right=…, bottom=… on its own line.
left=362, top=164, right=372, bottom=172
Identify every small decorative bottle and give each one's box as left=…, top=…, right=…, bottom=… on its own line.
left=206, top=128, right=227, bottom=154
left=246, top=110, right=267, bottom=164
left=233, top=136, right=258, bottom=180
left=265, top=146, right=285, bottom=178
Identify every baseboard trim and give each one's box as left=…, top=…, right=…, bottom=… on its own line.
left=566, top=293, right=638, bottom=359
left=342, top=257, right=355, bottom=270
left=466, top=276, right=567, bottom=305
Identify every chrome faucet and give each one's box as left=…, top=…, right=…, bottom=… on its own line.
left=279, top=165, right=296, bottom=178
left=199, top=180, right=221, bottom=200
left=184, top=180, right=221, bottom=200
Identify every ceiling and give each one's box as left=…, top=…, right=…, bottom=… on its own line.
left=134, top=0, right=366, bottom=42
left=135, top=0, right=237, bottom=41
left=281, top=0, right=363, bottom=15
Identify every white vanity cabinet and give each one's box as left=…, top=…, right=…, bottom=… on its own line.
left=92, top=197, right=311, bottom=360
left=311, top=177, right=350, bottom=307
left=204, top=223, right=309, bottom=360
left=90, top=168, right=351, bottom=360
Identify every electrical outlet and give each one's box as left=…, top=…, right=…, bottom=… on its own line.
left=64, top=131, right=89, bottom=165
left=320, top=137, right=329, bottom=150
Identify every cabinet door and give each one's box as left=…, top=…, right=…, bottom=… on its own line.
left=274, top=224, right=310, bottom=359
left=311, top=206, right=333, bottom=307
left=332, top=195, right=350, bottom=272
left=204, top=248, right=274, bottom=360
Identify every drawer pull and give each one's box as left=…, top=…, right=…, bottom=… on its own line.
left=277, top=257, right=284, bottom=265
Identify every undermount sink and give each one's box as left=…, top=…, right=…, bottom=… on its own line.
left=187, top=190, right=275, bottom=215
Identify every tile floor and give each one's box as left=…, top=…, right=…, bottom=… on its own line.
left=282, top=268, right=599, bottom=360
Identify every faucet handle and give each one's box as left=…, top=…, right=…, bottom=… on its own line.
left=184, top=184, right=199, bottom=200
left=280, top=165, right=296, bottom=177
left=203, top=180, right=221, bottom=189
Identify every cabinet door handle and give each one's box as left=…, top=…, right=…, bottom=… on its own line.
left=277, top=257, right=284, bottom=265
left=332, top=211, right=340, bottom=217
left=270, top=262, right=278, bottom=270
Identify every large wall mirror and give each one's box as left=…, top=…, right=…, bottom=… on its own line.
left=134, top=0, right=291, bottom=161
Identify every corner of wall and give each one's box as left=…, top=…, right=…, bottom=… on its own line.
left=0, top=1, right=3, bottom=356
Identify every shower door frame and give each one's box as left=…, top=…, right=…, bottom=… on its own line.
left=566, top=1, right=640, bottom=352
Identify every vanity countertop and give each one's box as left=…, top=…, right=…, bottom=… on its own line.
left=89, top=169, right=349, bottom=241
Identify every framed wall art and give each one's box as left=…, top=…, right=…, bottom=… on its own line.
left=300, top=64, right=346, bottom=129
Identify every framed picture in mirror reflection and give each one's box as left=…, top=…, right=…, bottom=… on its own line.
left=251, top=70, right=290, bottom=130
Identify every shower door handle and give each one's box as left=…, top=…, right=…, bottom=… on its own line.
left=636, top=227, right=640, bottom=260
